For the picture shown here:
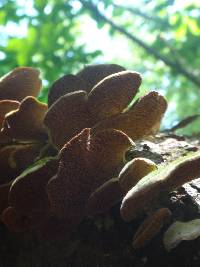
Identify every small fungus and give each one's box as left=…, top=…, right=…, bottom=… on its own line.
left=163, top=219, right=200, bottom=252
left=119, top=157, right=157, bottom=193
left=132, top=208, right=171, bottom=250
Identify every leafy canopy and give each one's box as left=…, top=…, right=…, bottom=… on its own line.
left=0, top=0, right=200, bottom=134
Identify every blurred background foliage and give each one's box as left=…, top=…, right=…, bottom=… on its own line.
left=0, top=0, right=200, bottom=134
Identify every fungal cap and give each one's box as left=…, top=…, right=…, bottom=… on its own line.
left=47, top=128, right=133, bottom=219
left=2, top=96, right=47, bottom=141
left=9, top=157, right=58, bottom=214
left=48, top=74, right=87, bottom=107
left=119, top=157, right=157, bottom=193
left=44, top=90, right=90, bottom=149
left=93, top=91, right=167, bottom=140
left=87, top=71, right=142, bottom=121
left=0, top=67, right=41, bottom=101
left=132, top=208, right=171, bottom=249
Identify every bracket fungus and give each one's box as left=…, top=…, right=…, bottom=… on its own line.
left=86, top=158, right=158, bottom=216
left=0, top=67, right=50, bottom=231
left=132, top=208, right=172, bottom=250
left=163, top=219, right=200, bottom=252
left=44, top=69, right=143, bottom=149
left=1, top=157, right=58, bottom=233
left=46, top=128, right=132, bottom=219
left=9, top=157, right=58, bottom=215
left=44, top=63, right=167, bottom=150
left=119, top=157, right=157, bottom=193
left=2, top=96, right=47, bottom=141
left=48, top=64, right=125, bottom=108
left=87, top=71, right=141, bottom=121
left=1, top=63, right=197, bottom=254
left=44, top=91, right=91, bottom=149
left=93, top=91, right=167, bottom=140
left=120, top=151, right=200, bottom=222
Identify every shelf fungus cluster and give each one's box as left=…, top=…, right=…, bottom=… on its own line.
left=0, top=64, right=199, bottom=249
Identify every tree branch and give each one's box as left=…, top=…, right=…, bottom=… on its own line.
left=79, top=0, right=200, bottom=88
left=113, top=3, right=170, bottom=28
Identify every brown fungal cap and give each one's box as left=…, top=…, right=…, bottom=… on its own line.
left=2, top=96, right=47, bottom=141
left=119, top=157, right=157, bottom=193
left=87, top=71, right=142, bottom=121
left=89, top=128, right=134, bottom=179
left=120, top=151, right=200, bottom=222
left=47, top=128, right=132, bottom=219
left=128, top=91, right=168, bottom=135
left=46, top=128, right=95, bottom=219
left=77, top=63, right=126, bottom=92
left=0, top=67, right=41, bottom=101
left=48, top=74, right=87, bottom=107
left=132, top=208, right=171, bottom=250
left=44, top=91, right=91, bottom=149
left=93, top=91, right=167, bottom=140
left=9, top=157, right=58, bottom=215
